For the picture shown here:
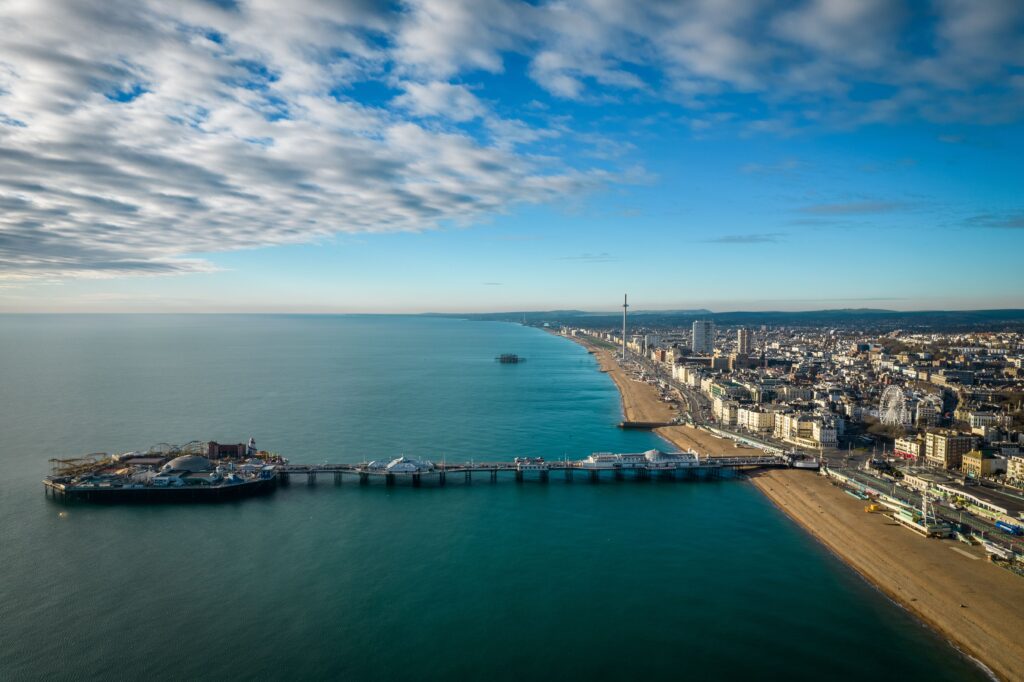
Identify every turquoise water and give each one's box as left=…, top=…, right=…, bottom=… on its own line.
left=0, top=315, right=985, bottom=680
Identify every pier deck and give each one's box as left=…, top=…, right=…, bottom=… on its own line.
left=43, top=447, right=806, bottom=501
left=277, top=454, right=792, bottom=486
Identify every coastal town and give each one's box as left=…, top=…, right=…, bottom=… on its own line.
left=560, top=317, right=1024, bottom=543
left=554, top=309, right=1024, bottom=682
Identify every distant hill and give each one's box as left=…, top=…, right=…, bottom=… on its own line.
left=438, top=308, right=1024, bottom=331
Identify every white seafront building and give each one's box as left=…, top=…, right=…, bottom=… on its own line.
left=579, top=449, right=701, bottom=470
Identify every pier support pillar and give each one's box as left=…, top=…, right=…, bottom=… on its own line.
left=334, top=472, right=342, bottom=486
left=515, top=470, right=524, bottom=483
left=359, top=472, right=369, bottom=485
left=307, top=472, right=316, bottom=486
left=412, top=473, right=421, bottom=488
left=540, top=470, right=549, bottom=483
left=490, top=469, right=497, bottom=483
left=465, top=471, right=471, bottom=484
left=386, top=473, right=395, bottom=487
left=589, top=470, right=599, bottom=483
left=614, top=469, right=624, bottom=481
left=566, top=469, right=573, bottom=482
left=439, top=471, right=446, bottom=487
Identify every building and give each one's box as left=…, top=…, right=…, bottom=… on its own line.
left=778, top=385, right=814, bottom=401
left=207, top=440, right=251, bottom=459
left=961, top=448, right=1001, bottom=479
left=737, top=327, right=751, bottom=355
left=894, top=436, right=924, bottom=460
left=924, top=431, right=975, bottom=470
left=1008, top=456, right=1024, bottom=487
left=968, top=411, right=998, bottom=429
left=737, top=406, right=774, bottom=433
left=743, top=381, right=780, bottom=403
left=903, top=469, right=955, bottom=493
left=932, top=369, right=975, bottom=387
left=914, top=399, right=942, bottom=427
left=713, top=397, right=739, bottom=426
left=933, top=481, right=1024, bottom=525
left=710, top=353, right=731, bottom=371
left=727, top=353, right=753, bottom=372
left=774, top=413, right=838, bottom=448
left=812, top=419, right=839, bottom=448
left=707, top=380, right=748, bottom=400
left=692, top=320, right=715, bottom=355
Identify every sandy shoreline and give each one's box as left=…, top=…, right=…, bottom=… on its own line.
left=567, top=334, right=763, bottom=457
left=751, top=469, right=1023, bottom=682
left=584, top=339, right=676, bottom=424
left=566, top=333, right=1024, bottom=681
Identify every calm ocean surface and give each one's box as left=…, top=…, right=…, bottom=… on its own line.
left=0, top=315, right=986, bottom=681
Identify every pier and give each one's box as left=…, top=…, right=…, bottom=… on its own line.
left=42, top=442, right=809, bottom=502
left=275, top=452, right=793, bottom=487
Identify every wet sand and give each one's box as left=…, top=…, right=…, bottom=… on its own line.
left=566, top=332, right=1024, bottom=680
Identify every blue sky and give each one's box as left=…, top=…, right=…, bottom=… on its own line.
left=0, top=0, right=1022, bottom=312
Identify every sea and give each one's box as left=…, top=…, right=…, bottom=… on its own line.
left=0, top=315, right=988, bottom=681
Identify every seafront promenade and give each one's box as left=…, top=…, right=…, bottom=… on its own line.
left=567, top=333, right=1024, bottom=682
left=572, top=335, right=764, bottom=457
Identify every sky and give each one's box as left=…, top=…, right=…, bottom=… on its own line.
left=0, top=0, right=1022, bottom=313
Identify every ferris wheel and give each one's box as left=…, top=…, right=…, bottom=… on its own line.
left=880, top=385, right=911, bottom=426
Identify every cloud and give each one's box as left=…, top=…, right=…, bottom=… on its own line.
left=391, top=0, right=1024, bottom=125
left=556, top=252, right=616, bottom=262
left=740, top=159, right=804, bottom=174
left=702, top=233, right=786, bottom=244
left=1, top=1, right=1022, bottom=281
left=393, top=81, right=486, bottom=122
left=393, top=0, right=530, bottom=78
left=772, top=0, right=904, bottom=71
left=0, top=0, right=609, bottom=280
left=964, top=213, right=1024, bottom=229
left=798, top=201, right=909, bottom=215
left=487, top=233, right=544, bottom=242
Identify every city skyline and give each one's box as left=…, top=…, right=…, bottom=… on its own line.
left=1, top=1, right=1023, bottom=312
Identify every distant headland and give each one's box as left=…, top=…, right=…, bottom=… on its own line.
left=432, top=308, right=1024, bottom=331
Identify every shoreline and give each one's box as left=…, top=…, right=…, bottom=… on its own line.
left=748, top=470, right=1013, bottom=680
left=564, top=332, right=1024, bottom=682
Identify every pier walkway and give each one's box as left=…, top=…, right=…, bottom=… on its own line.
left=276, top=454, right=791, bottom=486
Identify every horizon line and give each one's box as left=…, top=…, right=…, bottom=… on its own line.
left=3, top=307, right=1024, bottom=316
